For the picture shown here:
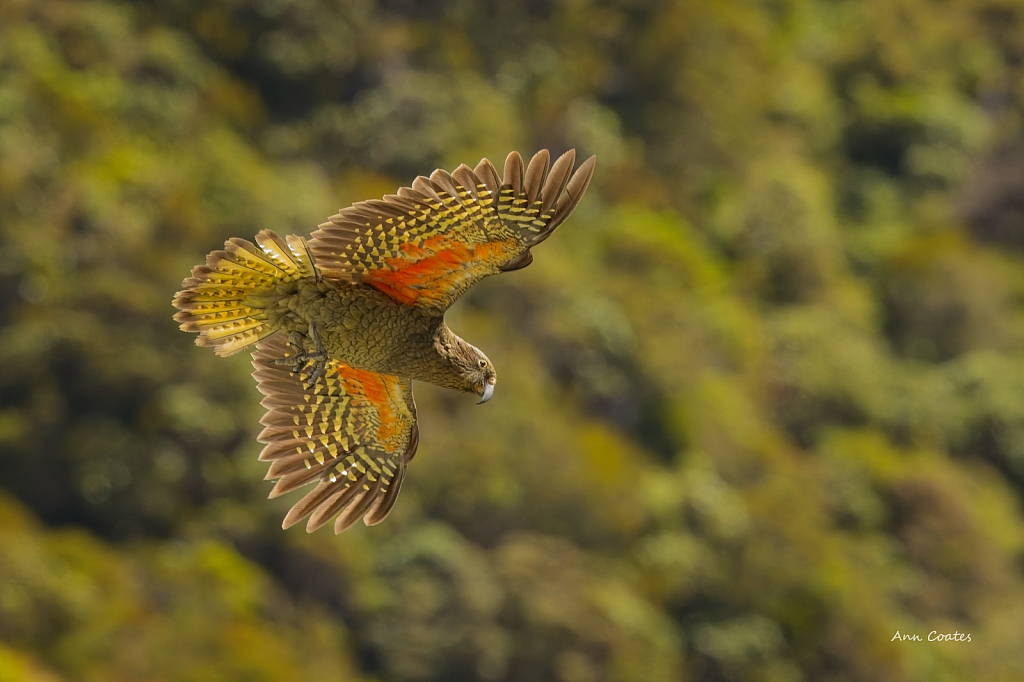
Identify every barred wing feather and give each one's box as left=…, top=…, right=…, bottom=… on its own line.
left=252, top=335, right=419, bottom=533
left=308, top=150, right=596, bottom=311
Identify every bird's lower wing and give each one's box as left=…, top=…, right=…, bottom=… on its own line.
left=308, top=149, right=596, bottom=311
left=252, top=335, right=418, bottom=533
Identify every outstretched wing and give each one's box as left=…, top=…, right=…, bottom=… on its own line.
left=308, top=149, right=596, bottom=311
left=252, top=335, right=419, bottom=533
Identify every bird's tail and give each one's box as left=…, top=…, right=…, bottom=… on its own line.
left=172, top=230, right=316, bottom=357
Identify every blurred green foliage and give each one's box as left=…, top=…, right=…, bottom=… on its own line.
left=3, top=0, right=1024, bottom=680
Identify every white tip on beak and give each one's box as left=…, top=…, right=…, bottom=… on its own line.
left=477, top=381, right=495, bottom=404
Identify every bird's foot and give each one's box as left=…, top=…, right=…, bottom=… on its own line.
left=274, top=322, right=328, bottom=389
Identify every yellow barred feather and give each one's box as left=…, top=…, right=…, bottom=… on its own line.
left=252, top=334, right=418, bottom=533
left=307, top=150, right=596, bottom=311
left=172, top=230, right=316, bottom=356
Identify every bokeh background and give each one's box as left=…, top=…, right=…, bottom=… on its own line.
left=3, top=0, right=1024, bottom=680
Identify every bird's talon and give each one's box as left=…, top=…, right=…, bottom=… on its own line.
left=274, top=325, right=327, bottom=388
left=303, top=359, right=327, bottom=389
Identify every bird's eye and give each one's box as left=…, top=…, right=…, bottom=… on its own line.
left=478, top=359, right=487, bottom=369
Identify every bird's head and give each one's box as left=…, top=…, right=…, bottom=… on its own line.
left=449, top=341, right=497, bottom=403
left=467, top=348, right=497, bottom=404
left=434, top=325, right=498, bottom=403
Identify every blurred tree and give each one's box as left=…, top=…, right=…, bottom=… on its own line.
left=4, top=0, right=1024, bottom=680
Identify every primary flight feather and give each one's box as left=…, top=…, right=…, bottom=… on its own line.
left=172, top=150, right=596, bottom=533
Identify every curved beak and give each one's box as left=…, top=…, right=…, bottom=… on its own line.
left=477, top=381, right=495, bottom=404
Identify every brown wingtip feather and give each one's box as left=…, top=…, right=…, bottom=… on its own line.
left=429, top=168, right=460, bottom=199
left=282, top=481, right=335, bottom=530
left=523, top=149, right=551, bottom=205
left=451, top=164, right=480, bottom=197
left=363, top=468, right=406, bottom=526
left=334, top=485, right=380, bottom=533
left=503, top=151, right=525, bottom=195
left=306, top=480, right=371, bottom=532
left=412, top=176, right=442, bottom=203
left=548, top=154, right=596, bottom=233
left=268, top=468, right=323, bottom=499
left=474, top=158, right=502, bottom=194
left=540, top=149, right=576, bottom=214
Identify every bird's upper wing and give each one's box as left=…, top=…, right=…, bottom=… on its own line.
left=252, top=335, right=419, bottom=533
left=308, top=150, right=596, bottom=311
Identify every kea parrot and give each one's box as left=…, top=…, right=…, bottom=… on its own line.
left=172, top=150, right=596, bottom=533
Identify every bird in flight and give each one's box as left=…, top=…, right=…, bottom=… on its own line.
left=172, top=150, right=596, bottom=533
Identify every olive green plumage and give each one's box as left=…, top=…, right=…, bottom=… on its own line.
left=172, top=150, right=596, bottom=532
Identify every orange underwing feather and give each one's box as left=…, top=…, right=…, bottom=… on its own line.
left=308, top=149, right=596, bottom=311
left=252, top=335, right=418, bottom=533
